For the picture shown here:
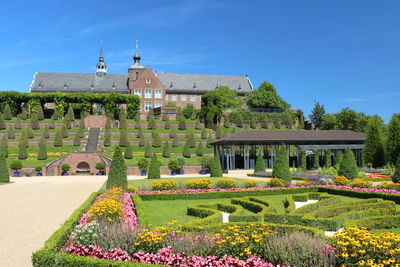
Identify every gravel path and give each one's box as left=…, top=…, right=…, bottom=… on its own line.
left=0, top=175, right=106, bottom=267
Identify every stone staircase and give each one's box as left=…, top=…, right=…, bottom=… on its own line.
left=85, top=128, right=100, bottom=153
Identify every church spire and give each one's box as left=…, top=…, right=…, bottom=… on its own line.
left=129, top=40, right=144, bottom=70
left=96, top=41, right=107, bottom=77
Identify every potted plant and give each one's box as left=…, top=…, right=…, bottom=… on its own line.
left=137, top=158, right=149, bottom=176
left=61, top=163, right=70, bottom=176
left=95, top=162, right=105, bottom=175
left=177, top=157, right=185, bottom=174
left=35, top=166, right=43, bottom=176
left=10, top=160, right=22, bottom=177
left=168, top=159, right=180, bottom=176
left=200, top=155, right=213, bottom=175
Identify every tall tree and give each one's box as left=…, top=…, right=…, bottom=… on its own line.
left=386, top=114, right=400, bottom=164
left=245, top=81, right=290, bottom=109
left=147, top=153, right=160, bottom=179
left=210, top=151, right=223, bottom=177
left=338, top=147, right=358, bottom=179
left=38, top=136, right=47, bottom=160
left=106, top=146, right=127, bottom=189
left=0, top=152, right=9, bottom=183
left=309, top=102, right=325, bottom=129
left=272, top=145, right=291, bottom=181
left=364, top=116, right=386, bottom=168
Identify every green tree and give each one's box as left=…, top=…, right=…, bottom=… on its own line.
left=172, top=136, right=179, bottom=147
left=18, top=144, right=27, bottom=160
left=144, top=142, right=152, bottom=158
left=236, top=114, right=243, bottom=128
left=335, top=151, right=344, bottom=169
left=152, top=132, right=161, bottom=148
left=386, top=114, right=400, bottom=164
left=255, top=151, right=265, bottom=173
left=15, top=116, right=22, bottom=129
left=223, top=114, right=230, bottom=128
left=199, top=91, right=224, bottom=128
left=196, top=142, right=204, bottom=157
left=37, top=136, right=47, bottom=160
left=187, top=132, right=196, bottom=148
left=119, top=128, right=128, bottom=147
left=61, top=124, right=68, bottom=138
left=245, top=81, right=290, bottom=109
left=392, top=157, right=400, bottom=183
left=67, top=105, right=75, bottom=121
left=106, top=146, right=127, bottom=189
left=79, top=118, right=85, bottom=138
left=201, top=127, right=207, bottom=139
left=138, top=135, right=145, bottom=147
left=178, top=117, right=187, bottom=130
left=216, top=126, right=223, bottom=139
left=195, top=119, right=202, bottom=130
left=105, top=116, right=111, bottom=130
left=338, top=147, right=358, bottom=179
left=169, top=128, right=177, bottom=138
left=272, top=145, right=291, bottom=181
left=261, top=114, right=269, bottom=129
left=147, top=153, right=161, bottom=179
left=10, top=160, right=22, bottom=172
left=7, top=126, right=15, bottom=139
left=119, top=108, right=127, bottom=130
left=73, top=131, right=81, bottom=146
left=19, top=133, right=28, bottom=148
left=313, top=150, right=320, bottom=170
left=136, top=127, right=143, bottom=138
left=37, top=105, right=45, bottom=121
left=135, top=112, right=141, bottom=129
left=162, top=142, right=171, bottom=158
left=324, top=150, right=332, bottom=168
left=0, top=113, right=5, bottom=130
left=124, top=142, right=133, bottom=159
left=20, top=109, right=28, bottom=120
left=182, top=141, right=191, bottom=158
left=26, top=126, right=34, bottom=139
left=183, top=104, right=195, bottom=119
left=206, top=133, right=213, bottom=148
left=364, top=116, right=386, bottom=168
left=63, top=114, right=71, bottom=129
left=0, top=153, right=9, bottom=183
left=0, top=135, right=8, bottom=158
left=308, top=102, right=325, bottom=129
left=148, top=110, right=156, bottom=130
left=210, top=151, right=223, bottom=177
left=299, top=150, right=307, bottom=170
left=43, top=124, right=50, bottom=139
left=162, top=111, right=168, bottom=121
left=103, top=134, right=111, bottom=147
left=164, top=118, right=171, bottom=129
left=53, top=129, right=63, bottom=147
left=48, top=118, right=55, bottom=129
left=3, top=104, right=12, bottom=120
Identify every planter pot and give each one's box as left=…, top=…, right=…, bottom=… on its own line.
left=206, top=170, right=210, bottom=174
left=96, top=172, right=104, bottom=175
left=140, top=170, right=147, bottom=176
left=62, top=172, right=69, bottom=176
left=179, top=169, right=185, bottom=175
left=200, top=169, right=207, bottom=175
left=171, top=170, right=177, bottom=176
left=36, top=172, right=42, bottom=176
left=13, top=171, right=20, bottom=177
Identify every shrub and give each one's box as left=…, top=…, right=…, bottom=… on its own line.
left=61, top=163, right=70, bottom=172
left=43, top=125, right=50, bottom=139
left=136, top=127, right=143, bottom=138
left=15, top=116, right=21, bottom=129
left=124, top=142, right=133, bottom=159
left=178, top=117, right=186, bottom=130
left=64, top=115, right=71, bottom=129
left=148, top=153, right=161, bottom=179
left=7, top=126, right=15, bottom=139
left=10, top=160, right=22, bottom=171
left=48, top=118, right=55, bottom=129
left=137, top=158, right=149, bottom=171
left=243, top=179, right=259, bottom=188
left=138, top=135, right=145, bottom=147
left=254, top=152, right=265, bottom=173
left=196, top=142, right=204, bottom=156
left=272, top=145, right=291, bottom=181
left=0, top=113, right=5, bottom=130
left=144, top=142, right=152, bottom=158
left=215, top=178, right=237, bottom=189
left=199, top=155, right=213, bottom=171
left=30, top=113, right=39, bottom=130
left=392, top=156, right=400, bottom=183
left=223, top=114, right=230, bottom=128
left=162, top=111, right=168, bottom=121
left=338, top=147, right=358, bottom=179
left=73, top=131, right=81, bottom=147
left=164, top=119, right=171, bottom=129
left=20, top=109, right=28, bottom=120
left=35, top=166, right=42, bottom=172
left=53, top=129, right=63, bottom=147
left=267, top=178, right=287, bottom=187
left=38, top=136, right=47, bottom=160
left=0, top=153, right=9, bottom=183
left=313, top=150, right=320, bottom=169
left=182, top=141, right=191, bottom=158
left=324, top=150, right=332, bottom=168
left=3, top=104, right=12, bottom=120
left=148, top=112, right=156, bottom=130
left=95, top=162, right=105, bottom=171
left=172, top=136, right=179, bottom=147
left=61, top=124, right=68, bottom=138
left=210, top=151, right=222, bottom=177
left=152, top=132, right=161, bottom=148
left=185, top=178, right=212, bottom=189
left=169, top=128, right=177, bottom=138
left=119, top=128, right=128, bottom=147
left=334, top=151, right=343, bottom=169
left=299, top=150, right=307, bottom=170
left=206, top=133, right=213, bottom=148
left=195, top=119, right=202, bottom=130
left=103, top=135, right=111, bottom=147
left=151, top=179, right=177, bottom=191
left=350, top=178, right=372, bottom=188
left=216, top=126, right=222, bottom=139
left=26, top=126, right=34, bottom=139
left=162, top=142, right=170, bottom=158
left=333, top=176, right=350, bottom=185
left=168, top=159, right=180, bottom=171
left=106, top=146, right=127, bottom=188
left=67, top=105, right=75, bottom=121
left=201, top=127, right=207, bottom=139
left=18, top=145, right=27, bottom=160
left=187, top=132, right=196, bottom=148
left=0, top=135, right=7, bottom=158
left=105, top=116, right=111, bottom=130
left=250, top=115, right=257, bottom=129
left=182, top=104, right=195, bottom=119
left=119, top=108, right=127, bottom=130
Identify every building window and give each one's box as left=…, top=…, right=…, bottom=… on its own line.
left=181, top=95, right=187, bottom=101
left=134, top=89, right=141, bottom=96
left=155, top=89, right=162, bottom=99
left=165, top=95, right=169, bottom=101
left=146, top=78, right=151, bottom=84
left=191, top=95, right=196, bottom=102
left=135, top=72, right=139, bottom=80
left=145, top=102, right=152, bottom=111
left=144, top=89, right=152, bottom=98
left=172, top=95, right=177, bottom=101
left=155, top=102, right=162, bottom=108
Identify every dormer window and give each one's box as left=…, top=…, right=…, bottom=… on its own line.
left=91, top=83, right=94, bottom=90
left=238, top=84, right=241, bottom=91
left=38, top=82, right=42, bottom=89
left=146, top=78, right=151, bottom=84
left=169, top=82, right=173, bottom=88
left=193, top=82, right=197, bottom=89
left=112, top=82, right=116, bottom=90
left=64, top=83, right=68, bottom=90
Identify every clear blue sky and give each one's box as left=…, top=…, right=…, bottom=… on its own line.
left=1, top=0, right=399, bottom=121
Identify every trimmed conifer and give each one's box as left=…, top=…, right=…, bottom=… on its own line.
left=176, top=108, right=184, bottom=121
left=272, top=145, right=291, bottom=181
left=178, top=117, right=187, bottom=130
left=182, top=141, right=191, bottom=158
left=172, top=136, right=179, bottom=147
left=67, top=105, right=75, bottom=121
left=250, top=116, right=257, bottom=129
left=104, top=134, right=111, bottom=147
left=164, top=118, right=171, bottom=130
left=261, top=115, right=269, bottom=129
left=64, top=114, right=71, bottom=129
left=3, top=104, right=12, bottom=120
left=162, top=111, right=168, bottom=121
left=162, top=142, right=171, bottom=158
left=73, top=131, right=81, bottom=146
left=106, top=146, right=127, bottom=189
left=299, top=150, right=307, bottom=170
left=136, top=127, right=143, bottom=138
left=37, top=105, right=44, bottom=120
left=144, top=142, right=152, bottom=158
left=147, top=109, right=155, bottom=121
left=0, top=152, right=9, bottom=183
left=26, top=126, right=34, bottom=139
left=79, top=117, right=85, bottom=136
left=105, top=116, right=111, bottom=130
left=147, top=153, right=160, bottom=179
left=135, top=117, right=141, bottom=129
left=338, top=147, right=358, bottom=179
left=31, top=113, right=40, bottom=130
left=206, top=133, right=213, bottom=148
left=138, top=135, right=145, bottom=147
left=255, top=152, right=265, bottom=172
left=53, top=129, right=63, bottom=147
left=38, top=136, right=47, bottom=160
left=236, top=114, right=243, bottom=128
left=196, top=142, right=204, bottom=157
left=187, top=132, right=196, bottom=148
left=210, top=151, right=223, bottom=177
left=148, top=111, right=156, bottom=130
left=325, top=150, right=332, bottom=168
left=124, top=142, right=133, bottom=159
left=195, top=119, right=202, bottom=130
left=314, top=150, right=320, bottom=170
left=152, top=132, right=161, bottom=148
left=0, top=135, right=8, bottom=158
left=20, top=109, right=28, bottom=120
left=119, top=108, right=127, bottom=130
left=61, top=125, right=68, bottom=138
left=51, top=111, right=57, bottom=120
left=201, top=127, right=207, bottom=139
left=393, top=157, right=400, bottom=183
left=0, top=113, right=5, bottom=130
left=7, top=126, right=15, bottom=139
left=18, top=144, right=27, bottom=160
left=43, top=124, right=50, bottom=139
left=223, top=115, right=230, bottom=128
left=119, top=128, right=128, bottom=147
left=15, top=116, right=21, bottom=129
left=216, top=126, right=222, bottom=139
left=335, top=151, right=344, bottom=169
left=49, top=118, right=55, bottom=129
left=169, top=128, right=177, bottom=138
left=364, top=117, right=386, bottom=168
left=19, top=133, right=28, bottom=148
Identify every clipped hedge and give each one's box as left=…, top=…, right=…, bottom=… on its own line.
left=343, top=215, right=400, bottom=229
left=294, top=196, right=342, bottom=214
left=131, top=195, right=151, bottom=228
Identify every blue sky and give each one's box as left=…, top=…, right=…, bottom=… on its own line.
left=1, top=0, right=399, bottom=121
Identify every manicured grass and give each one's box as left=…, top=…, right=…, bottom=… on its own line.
left=7, top=145, right=81, bottom=153
left=371, top=228, right=400, bottom=234
left=6, top=157, right=58, bottom=167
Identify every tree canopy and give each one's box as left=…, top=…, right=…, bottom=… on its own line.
left=245, top=81, right=290, bottom=109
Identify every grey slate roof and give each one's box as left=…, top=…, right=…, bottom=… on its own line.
left=30, top=72, right=129, bottom=93
left=157, top=72, right=253, bottom=95
left=210, top=130, right=366, bottom=146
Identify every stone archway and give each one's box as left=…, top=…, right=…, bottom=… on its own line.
left=76, top=161, right=91, bottom=174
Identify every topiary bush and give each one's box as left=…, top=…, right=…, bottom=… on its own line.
left=200, top=155, right=213, bottom=171
left=30, top=113, right=40, bottom=130
left=61, top=124, right=68, bottom=138
left=137, top=158, right=149, bottom=172
left=182, top=141, right=191, bottom=158
left=10, top=160, right=22, bottom=171
left=162, top=142, right=171, bottom=158
left=152, top=132, right=161, bottom=148
left=119, top=128, right=128, bottom=147
left=38, top=136, right=47, bottom=160
left=178, top=117, right=186, bottom=130
left=61, top=163, right=70, bottom=172
left=201, top=127, right=207, bottom=139
left=18, top=145, right=27, bottom=160
left=272, top=145, right=291, bottom=181
left=254, top=152, right=265, bottom=173
left=7, top=126, right=15, bottom=139
left=196, top=142, right=204, bottom=156
left=124, top=142, right=133, bottom=159
left=167, top=159, right=180, bottom=172
left=210, top=151, right=223, bottom=177
left=172, top=136, right=179, bottom=147
left=147, top=153, right=161, bottom=179
left=0, top=113, right=5, bottom=130
left=43, top=125, right=50, bottom=139
left=169, top=128, right=177, bottom=138
left=0, top=136, right=8, bottom=158
left=73, top=131, right=81, bottom=147
left=3, top=104, right=12, bottom=120
left=0, top=153, right=9, bottom=183
left=106, top=146, right=127, bottom=188
left=338, top=147, right=358, bottom=179
left=53, top=129, right=63, bottom=147
left=15, top=116, right=21, bottom=129
left=144, top=142, right=152, bottom=158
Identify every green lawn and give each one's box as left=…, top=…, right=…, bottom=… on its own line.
left=6, top=157, right=59, bottom=167
left=7, top=144, right=81, bottom=153
left=371, top=228, right=400, bottom=234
